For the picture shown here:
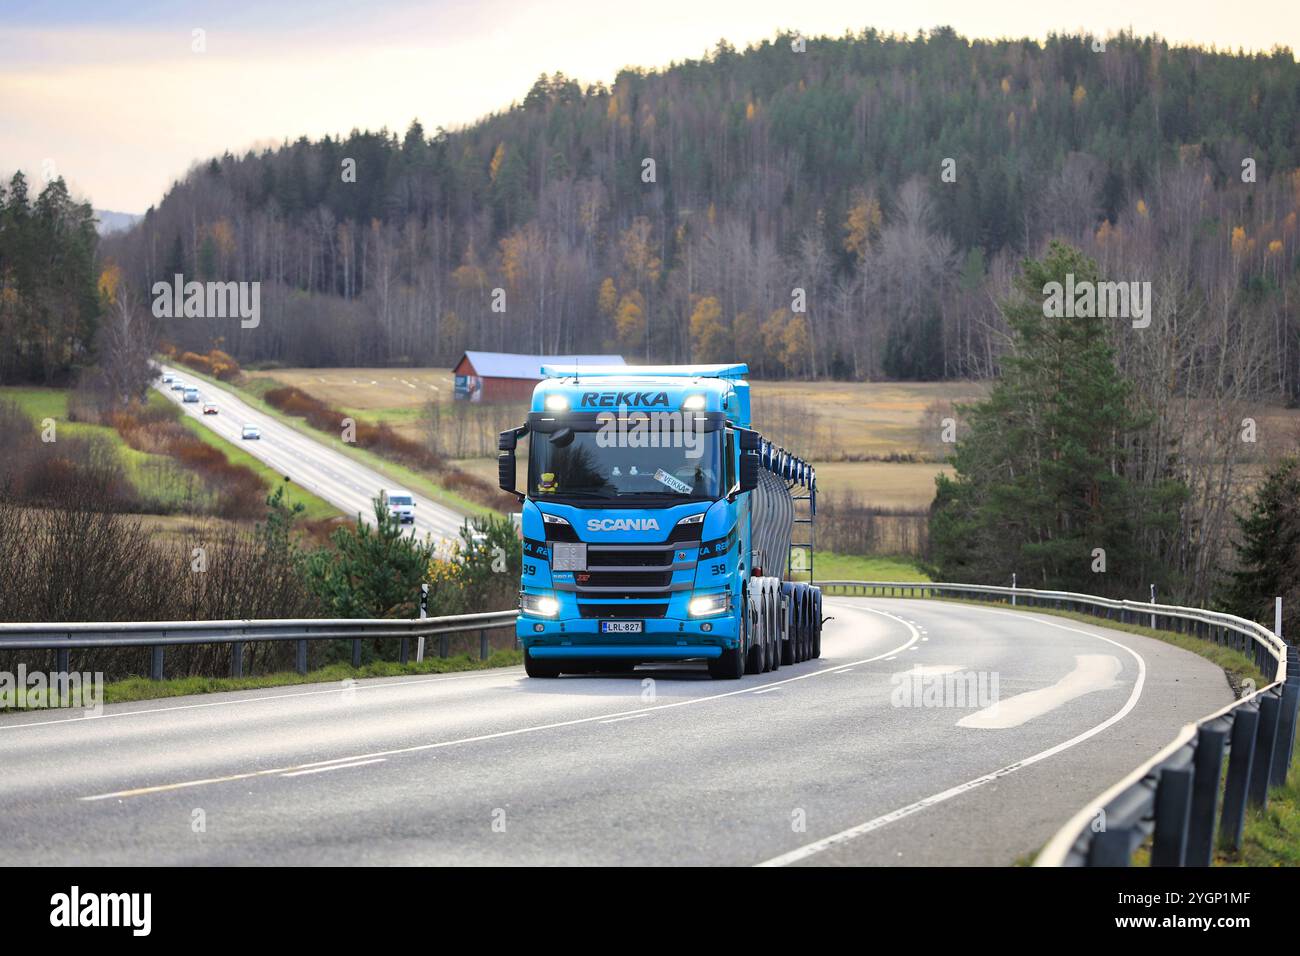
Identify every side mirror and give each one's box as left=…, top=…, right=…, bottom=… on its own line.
left=728, top=427, right=761, bottom=500
left=498, top=427, right=525, bottom=500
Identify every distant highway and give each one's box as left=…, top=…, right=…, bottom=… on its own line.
left=0, top=598, right=1233, bottom=865
left=153, top=364, right=468, bottom=544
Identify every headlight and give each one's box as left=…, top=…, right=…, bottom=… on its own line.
left=544, top=394, right=569, bottom=411
left=521, top=593, right=560, bottom=617
left=675, top=512, right=705, bottom=526
left=541, top=512, right=570, bottom=526
left=688, top=593, right=729, bottom=617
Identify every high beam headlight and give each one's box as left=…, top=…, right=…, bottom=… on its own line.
left=522, top=593, right=560, bottom=617
left=682, top=394, right=706, bottom=411
left=688, top=593, right=728, bottom=617
left=675, top=513, right=705, bottom=526
left=544, top=394, right=569, bottom=411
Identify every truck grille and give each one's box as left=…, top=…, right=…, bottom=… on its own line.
left=576, top=570, right=672, bottom=588
left=587, top=548, right=675, bottom=568
left=578, top=603, right=669, bottom=619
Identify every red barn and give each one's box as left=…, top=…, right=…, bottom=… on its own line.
left=452, top=351, right=625, bottom=403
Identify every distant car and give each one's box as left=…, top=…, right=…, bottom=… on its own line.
left=241, top=425, right=261, bottom=440
left=182, top=388, right=200, bottom=403
left=202, top=403, right=218, bottom=415
left=161, top=374, right=174, bottom=384
left=170, top=381, right=185, bottom=391
left=385, top=489, right=416, bottom=524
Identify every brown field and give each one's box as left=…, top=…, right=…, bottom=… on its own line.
left=244, top=369, right=1300, bottom=515
left=246, top=367, right=455, bottom=410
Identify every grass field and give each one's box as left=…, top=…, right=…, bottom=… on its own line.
left=1, top=387, right=200, bottom=511
left=796, top=552, right=931, bottom=583
left=0, top=385, right=339, bottom=523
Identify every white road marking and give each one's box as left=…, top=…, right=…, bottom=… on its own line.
left=599, top=713, right=651, bottom=723
left=753, top=686, right=782, bottom=694
left=80, top=606, right=921, bottom=802
left=281, top=758, right=386, bottom=777
left=1, top=669, right=521, bottom=732
left=957, top=654, right=1120, bottom=730
left=754, top=609, right=1146, bottom=867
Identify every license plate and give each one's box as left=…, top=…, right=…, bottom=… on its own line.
left=600, top=620, right=643, bottom=634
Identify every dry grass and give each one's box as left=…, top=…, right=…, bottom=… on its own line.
left=247, top=368, right=453, bottom=410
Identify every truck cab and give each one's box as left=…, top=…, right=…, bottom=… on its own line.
left=500, top=363, right=820, bottom=679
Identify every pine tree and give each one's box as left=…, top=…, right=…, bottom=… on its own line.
left=929, top=241, right=1186, bottom=594
left=304, top=495, right=435, bottom=621
left=1225, top=457, right=1300, bottom=636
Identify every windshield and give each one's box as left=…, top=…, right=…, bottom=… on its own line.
left=530, top=427, right=721, bottom=501
left=388, top=496, right=413, bottom=506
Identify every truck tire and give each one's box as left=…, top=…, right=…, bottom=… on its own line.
left=524, top=649, right=561, bottom=678
left=810, top=592, right=823, bottom=659
left=768, top=590, right=781, bottom=671
left=709, top=644, right=744, bottom=679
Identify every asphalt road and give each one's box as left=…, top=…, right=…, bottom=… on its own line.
left=0, top=598, right=1234, bottom=865
left=153, top=364, right=467, bottom=544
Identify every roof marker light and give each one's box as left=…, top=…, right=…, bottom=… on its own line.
left=682, top=394, right=707, bottom=411
left=544, top=394, right=569, bottom=411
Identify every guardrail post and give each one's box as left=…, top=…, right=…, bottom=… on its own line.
left=55, top=647, right=69, bottom=688
left=417, top=583, right=428, bottom=662
left=150, top=646, right=164, bottom=681
left=1186, top=726, right=1227, bottom=866
left=351, top=639, right=361, bottom=669
left=400, top=637, right=409, bottom=665
left=295, top=638, right=308, bottom=676
left=1220, top=707, right=1258, bottom=850
left=1151, top=766, right=1193, bottom=866
left=1248, top=694, right=1281, bottom=808
left=480, top=629, right=488, bottom=661
left=231, top=641, right=243, bottom=678
left=1087, top=827, right=1135, bottom=866
left=439, top=634, right=449, bottom=658
left=1273, top=678, right=1299, bottom=788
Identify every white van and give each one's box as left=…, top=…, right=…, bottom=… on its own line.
left=385, top=489, right=416, bottom=524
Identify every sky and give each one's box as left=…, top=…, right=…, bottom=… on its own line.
left=2, top=0, right=1298, bottom=213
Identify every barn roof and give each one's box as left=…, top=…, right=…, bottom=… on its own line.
left=459, top=351, right=626, bottom=379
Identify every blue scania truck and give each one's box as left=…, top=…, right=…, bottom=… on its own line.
left=498, top=363, right=822, bottom=679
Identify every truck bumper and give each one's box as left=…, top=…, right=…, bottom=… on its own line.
left=517, top=615, right=738, bottom=656
left=529, top=644, right=722, bottom=660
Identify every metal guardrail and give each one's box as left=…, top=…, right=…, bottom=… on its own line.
left=0, top=610, right=520, bottom=679
left=818, top=580, right=1296, bottom=867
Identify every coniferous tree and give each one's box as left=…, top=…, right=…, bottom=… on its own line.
left=928, top=241, right=1187, bottom=594
left=1225, top=456, right=1300, bottom=636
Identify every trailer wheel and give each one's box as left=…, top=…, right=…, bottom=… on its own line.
left=768, top=589, right=782, bottom=670
left=780, top=603, right=795, bottom=667
left=524, top=649, right=561, bottom=678
left=810, top=592, right=823, bottom=659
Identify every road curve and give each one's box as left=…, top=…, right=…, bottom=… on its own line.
left=153, top=364, right=468, bottom=544
left=0, top=598, right=1234, bottom=865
